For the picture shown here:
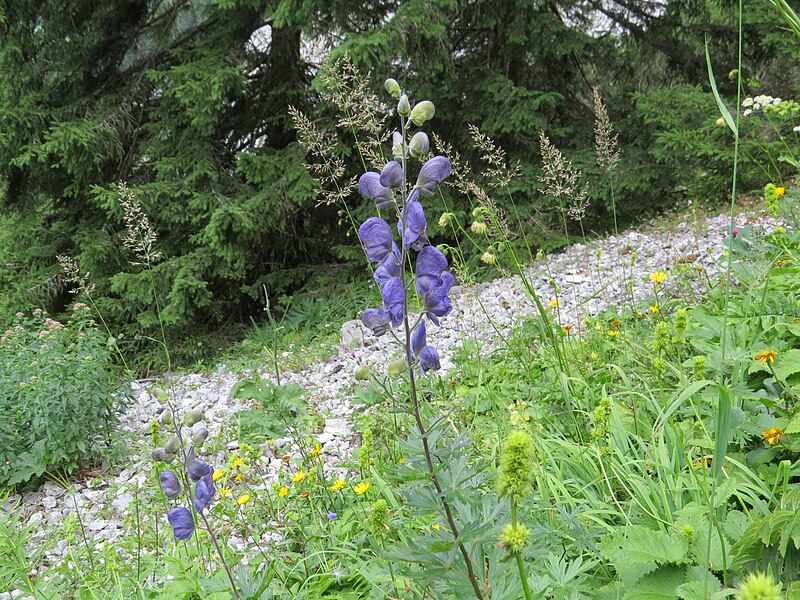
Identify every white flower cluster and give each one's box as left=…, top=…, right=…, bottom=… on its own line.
left=741, top=95, right=782, bottom=117
left=794, top=125, right=800, bottom=133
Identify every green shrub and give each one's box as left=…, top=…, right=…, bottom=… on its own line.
left=0, top=305, right=122, bottom=487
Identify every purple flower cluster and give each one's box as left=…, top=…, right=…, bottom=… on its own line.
left=160, top=458, right=218, bottom=541
left=357, top=120, right=453, bottom=373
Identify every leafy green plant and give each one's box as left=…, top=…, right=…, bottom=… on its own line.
left=0, top=305, right=122, bottom=486
left=230, top=378, right=309, bottom=445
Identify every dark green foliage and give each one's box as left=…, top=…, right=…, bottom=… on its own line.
left=0, top=307, right=121, bottom=486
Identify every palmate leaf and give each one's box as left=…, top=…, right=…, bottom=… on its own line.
left=598, top=525, right=689, bottom=587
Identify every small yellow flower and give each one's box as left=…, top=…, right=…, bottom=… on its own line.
left=277, top=486, right=289, bottom=497
left=329, top=478, right=346, bottom=491
left=431, top=523, right=441, bottom=531
left=775, top=186, right=785, bottom=197
left=608, top=330, right=620, bottom=337
left=481, top=251, right=497, bottom=264
left=310, top=443, right=322, bottom=457
left=398, top=457, right=407, bottom=463
left=562, top=325, right=573, bottom=334
left=774, top=259, right=789, bottom=267
left=291, top=471, right=307, bottom=483
left=438, top=213, right=451, bottom=228
left=236, top=494, right=251, bottom=505
left=610, top=319, right=621, bottom=327
left=234, top=472, right=245, bottom=482
left=353, top=481, right=371, bottom=495
left=232, top=456, right=244, bottom=469
left=212, top=469, right=224, bottom=482
left=650, top=305, right=659, bottom=313
left=650, top=271, right=668, bottom=284
left=220, top=486, right=232, bottom=497
left=549, top=299, right=559, bottom=308
left=755, top=350, right=779, bottom=365
left=471, top=221, right=488, bottom=234
left=762, top=427, right=784, bottom=446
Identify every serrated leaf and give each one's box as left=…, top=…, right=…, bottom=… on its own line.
left=626, top=565, right=686, bottom=599
left=599, top=526, right=689, bottom=587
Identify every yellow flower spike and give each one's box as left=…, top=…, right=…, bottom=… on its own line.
left=754, top=350, right=779, bottom=365
left=232, top=456, right=244, bottom=469
left=277, top=486, right=289, bottom=497
left=291, top=471, right=307, bottom=483
left=236, top=494, right=251, bottom=505
left=761, top=427, right=784, bottom=446
left=310, top=443, right=322, bottom=457
left=353, top=481, right=371, bottom=495
left=775, top=186, right=785, bottom=197
left=650, top=271, right=668, bottom=284
left=212, top=469, right=224, bottom=482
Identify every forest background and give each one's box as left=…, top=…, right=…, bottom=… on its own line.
left=0, top=0, right=798, bottom=369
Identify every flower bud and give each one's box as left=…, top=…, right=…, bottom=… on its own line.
left=410, top=100, right=435, bottom=126
left=183, top=409, right=204, bottom=427
left=152, top=447, right=170, bottom=462
left=481, top=252, right=497, bottom=265
left=384, top=78, right=401, bottom=99
left=192, top=428, right=209, bottom=447
left=408, top=131, right=430, bottom=158
left=499, top=522, right=530, bottom=554
left=397, top=94, right=411, bottom=117
left=392, top=131, right=404, bottom=161
left=188, top=458, right=211, bottom=482
left=165, top=436, right=181, bottom=454
left=151, top=387, right=169, bottom=403
left=159, top=471, right=181, bottom=498
left=471, top=221, right=488, bottom=234
left=438, top=213, right=452, bottom=228
left=355, top=366, right=370, bottom=381
left=728, top=69, right=739, bottom=81
left=369, top=499, right=390, bottom=535
left=497, top=430, right=536, bottom=503
left=160, top=411, right=173, bottom=426
left=220, top=525, right=232, bottom=537
left=735, top=572, right=782, bottom=600
left=715, top=117, right=726, bottom=127
left=387, top=360, right=406, bottom=378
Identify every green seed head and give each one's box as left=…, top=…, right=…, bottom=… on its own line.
left=387, top=361, right=405, bottom=379
left=192, top=428, right=209, bottom=447
left=497, top=430, right=536, bottom=503
left=160, top=411, right=173, bottom=426
left=735, top=572, right=783, bottom=600
left=499, top=522, right=530, bottom=554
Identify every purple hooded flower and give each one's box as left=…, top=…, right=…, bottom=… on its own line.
left=358, top=172, right=394, bottom=208
left=400, top=195, right=428, bottom=251
left=420, top=346, right=441, bottom=372
left=188, top=459, right=211, bottom=482
left=423, top=271, right=454, bottom=325
left=362, top=308, right=393, bottom=336
left=382, top=277, right=405, bottom=327
left=159, top=471, right=181, bottom=499
left=328, top=511, right=338, bottom=520
left=411, top=321, right=427, bottom=357
left=168, top=507, right=195, bottom=541
left=415, top=156, right=452, bottom=196
left=415, top=246, right=449, bottom=296
left=374, top=243, right=402, bottom=288
left=194, top=480, right=213, bottom=513
left=379, top=161, right=403, bottom=189
left=359, top=217, right=394, bottom=263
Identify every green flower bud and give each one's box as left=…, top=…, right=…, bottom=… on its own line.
left=192, top=428, right=209, bottom=447
left=165, top=436, right=181, bottom=454
left=410, top=100, right=435, bottom=126
left=369, top=499, right=390, bottom=535
left=692, top=356, right=707, bottom=382
left=160, top=411, right=173, bottom=426
left=152, top=447, right=170, bottom=462
left=408, top=131, right=430, bottom=158
left=653, top=321, right=670, bottom=352
left=152, top=387, right=169, bottom=403
left=355, top=365, right=370, bottom=381
left=384, top=78, right=401, bottom=99
left=652, top=357, right=666, bottom=372
left=220, top=525, right=232, bottom=537
left=735, top=572, right=782, bottom=600
left=499, top=522, right=530, bottom=554
left=184, top=409, right=204, bottom=427
left=388, top=360, right=406, bottom=378
left=150, top=420, right=161, bottom=444
left=497, top=430, right=536, bottom=503
left=397, top=94, right=411, bottom=117
left=360, top=428, right=373, bottom=474
left=674, top=308, right=688, bottom=334
left=680, top=524, right=694, bottom=541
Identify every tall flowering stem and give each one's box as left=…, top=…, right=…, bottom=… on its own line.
left=357, top=81, right=484, bottom=600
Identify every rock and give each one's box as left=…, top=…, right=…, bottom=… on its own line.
left=324, top=418, right=349, bottom=438
left=341, top=320, right=364, bottom=349
left=111, top=493, right=134, bottom=513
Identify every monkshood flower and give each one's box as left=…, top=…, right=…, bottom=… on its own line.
left=358, top=172, right=394, bottom=209
left=168, top=507, right=195, bottom=541
left=362, top=308, right=393, bottom=336
left=379, top=161, right=403, bottom=189
left=399, top=194, right=428, bottom=250
left=416, top=156, right=452, bottom=196
left=373, top=243, right=402, bottom=288
left=411, top=321, right=441, bottom=372
left=359, top=217, right=394, bottom=263
left=382, top=278, right=405, bottom=326
left=159, top=471, right=182, bottom=499
left=188, top=458, right=211, bottom=482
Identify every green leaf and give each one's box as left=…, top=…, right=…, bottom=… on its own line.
left=626, top=565, right=686, bottom=599
left=599, top=526, right=689, bottom=587
left=704, top=38, right=737, bottom=135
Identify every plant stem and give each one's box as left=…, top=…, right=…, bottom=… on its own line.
left=198, top=510, right=240, bottom=599
left=511, top=503, right=533, bottom=600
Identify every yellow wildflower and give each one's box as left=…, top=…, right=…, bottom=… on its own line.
left=481, top=251, right=497, bottom=264
left=562, top=326, right=573, bottom=334
left=610, top=319, right=621, bottom=327
left=650, top=271, right=668, bottom=284
left=774, top=259, right=789, bottom=267
left=277, top=486, right=289, bottom=497
left=236, top=494, right=251, bottom=505
left=220, top=486, right=232, bottom=497
left=775, top=186, right=785, bottom=197
left=353, top=481, right=371, bottom=495
left=755, top=350, right=778, bottom=365
left=212, top=469, right=224, bottom=482
left=234, top=472, right=244, bottom=482
left=650, top=305, right=659, bottom=313
left=762, top=427, right=784, bottom=445
left=310, top=443, right=322, bottom=457
left=398, top=457, right=407, bottom=463
left=549, top=299, right=559, bottom=308
left=608, top=330, right=620, bottom=337
left=431, top=523, right=441, bottom=531
left=291, top=471, right=307, bottom=483
left=232, top=456, right=244, bottom=469
left=329, top=478, right=346, bottom=491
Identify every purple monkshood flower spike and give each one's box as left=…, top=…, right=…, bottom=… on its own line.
left=168, top=507, right=195, bottom=541
left=362, top=308, right=393, bottom=336
left=420, top=346, right=441, bottom=372
left=359, top=217, right=394, bottom=263
left=423, top=271, right=454, bottom=325
left=374, top=243, right=402, bottom=288
left=415, top=155, right=452, bottom=196
left=415, top=246, right=449, bottom=296
left=411, top=321, right=427, bottom=357
left=358, top=172, right=394, bottom=209
left=159, top=471, right=181, bottom=499
left=379, top=161, right=404, bottom=189
left=382, top=278, right=405, bottom=327
left=188, top=459, right=211, bottom=482
left=400, top=195, right=428, bottom=251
